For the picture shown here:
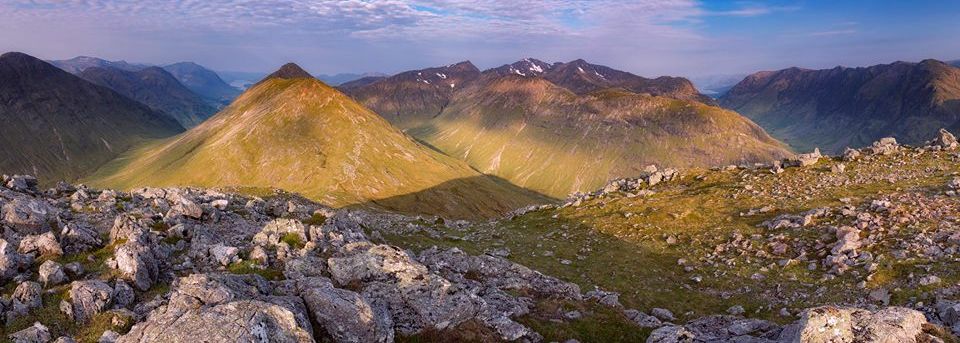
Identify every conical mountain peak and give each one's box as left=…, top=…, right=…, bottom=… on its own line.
left=259, top=62, right=314, bottom=83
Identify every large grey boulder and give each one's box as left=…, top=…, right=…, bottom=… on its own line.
left=18, top=232, right=63, bottom=257
left=328, top=242, right=481, bottom=335
left=0, top=238, right=25, bottom=281
left=109, top=215, right=167, bottom=290
left=780, top=306, right=927, bottom=343
left=5, top=175, right=39, bottom=193
left=8, top=322, right=51, bottom=343
left=38, top=260, right=66, bottom=286
left=118, top=273, right=314, bottom=343
left=60, top=222, right=103, bottom=254
left=13, top=281, right=43, bottom=310
left=300, top=278, right=393, bottom=343
left=2, top=197, right=56, bottom=234
left=64, top=280, right=114, bottom=322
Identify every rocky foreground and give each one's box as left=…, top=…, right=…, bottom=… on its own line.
left=0, top=134, right=959, bottom=342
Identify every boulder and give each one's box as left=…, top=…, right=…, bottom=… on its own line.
left=8, top=322, right=51, bottom=343
left=0, top=238, right=25, bottom=281
left=300, top=278, right=393, bottom=343
left=5, top=175, right=39, bottom=193
left=2, top=197, right=56, bottom=234
left=114, top=241, right=165, bottom=291
left=781, top=306, right=927, bottom=343
left=646, top=325, right=695, bottom=343
left=113, top=281, right=136, bottom=309
left=786, top=148, right=822, bottom=167
left=118, top=274, right=314, bottom=343
left=869, top=137, right=899, bottom=155
left=38, top=260, right=67, bottom=286
left=65, top=280, right=114, bottom=322
left=60, top=222, right=103, bottom=254
left=931, top=128, right=958, bottom=149
left=13, top=281, right=43, bottom=310
left=208, top=244, right=239, bottom=266
left=253, top=219, right=308, bottom=247
left=166, top=194, right=202, bottom=219
left=18, top=232, right=63, bottom=257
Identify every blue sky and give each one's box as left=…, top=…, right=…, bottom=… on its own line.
left=0, top=0, right=957, bottom=78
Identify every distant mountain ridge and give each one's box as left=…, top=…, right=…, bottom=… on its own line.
left=89, top=63, right=548, bottom=219
left=78, top=66, right=218, bottom=128
left=50, top=56, right=241, bottom=106
left=0, top=52, right=183, bottom=182
left=316, top=72, right=387, bottom=85
left=344, top=58, right=791, bottom=197
left=720, top=59, right=960, bottom=153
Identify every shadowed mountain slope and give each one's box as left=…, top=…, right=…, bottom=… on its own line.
left=721, top=59, right=960, bottom=153
left=88, top=63, right=549, bottom=219
left=79, top=66, right=218, bottom=127
left=0, top=52, right=184, bottom=182
left=162, top=62, right=242, bottom=105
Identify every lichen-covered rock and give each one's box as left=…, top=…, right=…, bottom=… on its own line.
left=253, top=219, right=308, bottom=247
left=5, top=175, right=39, bottom=193
left=8, top=322, right=51, bottom=343
left=60, top=222, right=103, bottom=254
left=781, top=306, right=927, bottom=343
left=38, top=260, right=66, bottom=286
left=2, top=197, right=56, bottom=234
left=13, top=281, right=43, bottom=310
left=65, top=280, right=114, bottom=322
left=300, top=278, right=393, bottom=343
left=18, top=232, right=63, bottom=257
left=0, top=238, right=25, bottom=281
left=113, top=281, right=136, bottom=309
left=118, top=273, right=314, bottom=343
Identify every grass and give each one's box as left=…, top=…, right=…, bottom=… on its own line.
left=227, top=260, right=284, bottom=281
left=302, top=212, right=327, bottom=226
left=280, top=233, right=305, bottom=249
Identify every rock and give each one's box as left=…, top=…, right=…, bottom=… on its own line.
left=18, top=232, right=63, bottom=257
left=253, top=219, right=308, bottom=247
left=919, top=275, right=942, bottom=286
left=6, top=175, right=39, bottom=193
left=931, top=128, right=958, bottom=149
left=8, top=322, right=51, bottom=343
left=831, top=226, right=861, bottom=255
left=118, top=274, right=314, bottom=343
left=831, top=163, right=846, bottom=173
left=786, top=148, right=822, bottom=167
left=842, top=148, right=861, bottom=161
left=66, top=280, right=114, bottom=322
left=300, top=278, right=393, bottom=343
left=651, top=308, right=676, bottom=322
left=13, top=281, right=43, bottom=310
left=210, top=199, right=229, bottom=210
left=38, top=260, right=66, bottom=286
left=0, top=238, right=25, bottom=281
left=625, top=309, right=663, bottom=328
left=646, top=325, right=695, bottom=343
left=63, top=262, right=84, bottom=278
left=114, top=241, right=165, bottom=291
left=727, top=305, right=745, bottom=316
left=2, top=197, right=56, bottom=234
left=208, top=244, right=239, bottom=266
left=53, top=337, right=76, bottom=343
left=98, top=331, right=120, bottom=343
left=282, top=255, right=326, bottom=279
left=782, top=306, right=927, bottom=343
left=948, top=178, right=960, bottom=191
left=113, top=281, right=136, bottom=309
left=166, top=194, right=202, bottom=219
left=869, top=137, right=899, bottom=155
left=60, top=222, right=103, bottom=254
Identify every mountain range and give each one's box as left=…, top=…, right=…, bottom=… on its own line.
left=0, top=52, right=183, bottom=182
left=78, top=66, right=218, bottom=127
left=720, top=59, right=960, bottom=153
left=87, top=63, right=548, bottom=219
left=343, top=58, right=790, bottom=197
left=49, top=56, right=241, bottom=106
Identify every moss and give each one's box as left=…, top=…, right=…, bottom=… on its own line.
left=150, top=221, right=170, bottom=232
left=280, top=233, right=306, bottom=249
left=302, top=213, right=327, bottom=226
left=227, top=260, right=284, bottom=280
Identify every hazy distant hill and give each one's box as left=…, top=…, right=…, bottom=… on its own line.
left=0, top=52, right=183, bottom=182
left=89, top=63, right=547, bottom=219
left=317, top=72, right=387, bottom=85
left=345, top=59, right=790, bottom=197
left=690, top=73, right=748, bottom=98
left=79, top=66, right=218, bottom=128
left=49, top=56, right=149, bottom=74
left=162, top=62, right=241, bottom=105
left=720, top=59, right=960, bottom=153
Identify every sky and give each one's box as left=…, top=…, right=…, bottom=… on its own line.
left=0, top=0, right=958, bottom=79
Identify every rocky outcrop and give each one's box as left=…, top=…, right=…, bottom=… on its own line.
left=64, top=280, right=114, bottom=323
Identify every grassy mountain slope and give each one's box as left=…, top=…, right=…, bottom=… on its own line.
left=79, top=66, right=218, bottom=127
left=721, top=60, right=960, bottom=153
left=88, top=65, right=548, bottom=219
left=0, top=52, right=184, bottom=183
left=368, top=72, right=790, bottom=197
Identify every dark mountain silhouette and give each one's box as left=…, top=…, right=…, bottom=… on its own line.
left=79, top=66, right=218, bottom=127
